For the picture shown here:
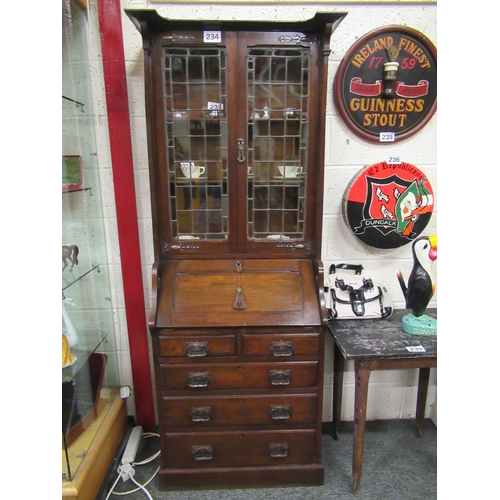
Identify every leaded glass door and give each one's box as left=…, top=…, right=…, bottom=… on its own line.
left=246, top=47, right=309, bottom=241
left=162, top=44, right=230, bottom=245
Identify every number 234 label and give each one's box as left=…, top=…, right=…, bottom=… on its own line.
left=204, top=31, right=221, bottom=43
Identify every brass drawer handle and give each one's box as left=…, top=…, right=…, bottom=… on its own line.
left=188, top=372, right=211, bottom=388
left=269, top=404, right=291, bottom=420
left=268, top=442, right=289, bottom=458
left=269, top=369, right=292, bottom=386
left=190, top=406, right=212, bottom=422
left=270, top=341, right=293, bottom=357
left=185, top=341, right=209, bottom=357
left=191, top=445, right=214, bottom=461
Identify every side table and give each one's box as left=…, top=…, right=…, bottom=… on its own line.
left=328, top=308, right=437, bottom=493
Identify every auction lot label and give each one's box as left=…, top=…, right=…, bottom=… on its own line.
left=334, top=26, right=437, bottom=143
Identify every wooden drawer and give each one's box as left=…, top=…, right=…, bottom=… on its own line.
left=162, top=393, right=318, bottom=427
left=242, top=333, right=320, bottom=357
left=164, top=429, right=317, bottom=468
left=159, top=361, right=318, bottom=390
left=157, top=334, right=235, bottom=358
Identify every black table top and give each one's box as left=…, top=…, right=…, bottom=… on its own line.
left=327, top=308, right=437, bottom=360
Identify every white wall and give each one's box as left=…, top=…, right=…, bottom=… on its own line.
left=99, top=0, right=438, bottom=423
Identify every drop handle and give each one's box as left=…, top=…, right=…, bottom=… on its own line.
left=191, top=445, right=214, bottom=461
left=269, top=404, right=292, bottom=420
left=270, top=341, right=293, bottom=357
left=190, top=406, right=212, bottom=422
left=187, top=371, right=211, bottom=388
left=237, top=138, right=245, bottom=162
left=269, top=442, right=289, bottom=458
left=269, top=369, right=292, bottom=386
left=185, top=341, right=209, bottom=357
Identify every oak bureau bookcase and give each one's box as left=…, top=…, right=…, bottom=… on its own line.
left=126, top=9, right=346, bottom=491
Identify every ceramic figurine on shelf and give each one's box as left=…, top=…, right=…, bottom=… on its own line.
left=62, top=244, right=79, bottom=271
left=62, top=297, right=79, bottom=347
left=397, top=234, right=437, bottom=335
left=62, top=334, right=77, bottom=368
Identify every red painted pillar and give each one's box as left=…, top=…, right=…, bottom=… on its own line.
left=97, top=0, right=155, bottom=430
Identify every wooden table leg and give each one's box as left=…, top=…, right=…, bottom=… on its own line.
left=415, top=367, right=431, bottom=438
left=332, top=342, right=344, bottom=440
left=352, top=361, right=371, bottom=494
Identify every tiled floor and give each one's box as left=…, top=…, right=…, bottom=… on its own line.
left=100, top=419, right=437, bottom=500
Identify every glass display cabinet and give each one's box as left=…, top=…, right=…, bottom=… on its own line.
left=163, top=45, right=311, bottom=247
left=126, top=9, right=345, bottom=492
left=62, top=1, right=126, bottom=497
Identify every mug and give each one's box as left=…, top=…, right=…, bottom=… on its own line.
left=278, top=165, right=302, bottom=178
left=180, top=162, right=205, bottom=178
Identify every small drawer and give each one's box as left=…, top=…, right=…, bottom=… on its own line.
left=164, top=429, right=317, bottom=468
left=157, top=334, right=235, bottom=358
left=162, top=393, right=318, bottom=427
left=159, top=361, right=318, bottom=391
left=242, top=333, right=320, bottom=357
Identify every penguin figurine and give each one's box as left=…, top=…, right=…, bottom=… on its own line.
left=397, top=234, right=437, bottom=317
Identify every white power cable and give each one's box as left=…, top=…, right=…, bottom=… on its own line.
left=104, top=432, right=160, bottom=499
left=104, top=470, right=122, bottom=500
left=130, top=473, right=154, bottom=500
left=110, top=465, right=160, bottom=497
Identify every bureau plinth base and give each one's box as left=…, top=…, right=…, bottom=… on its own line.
left=158, top=464, right=324, bottom=491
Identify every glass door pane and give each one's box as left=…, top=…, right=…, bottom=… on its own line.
left=246, top=48, right=309, bottom=241
left=163, top=47, right=229, bottom=240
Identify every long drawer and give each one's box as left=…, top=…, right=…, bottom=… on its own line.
left=159, top=361, right=319, bottom=390
left=162, top=393, right=318, bottom=427
left=164, top=429, right=317, bottom=468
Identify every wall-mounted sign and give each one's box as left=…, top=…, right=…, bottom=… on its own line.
left=334, top=26, right=437, bottom=143
left=343, top=161, right=434, bottom=249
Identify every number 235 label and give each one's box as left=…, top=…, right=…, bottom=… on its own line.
left=204, top=31, right=221, bottom=43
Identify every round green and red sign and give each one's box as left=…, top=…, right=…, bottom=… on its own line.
left=343, top=161, right=434, bottom=249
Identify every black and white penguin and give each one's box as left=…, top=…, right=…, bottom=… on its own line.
left=397, top=234, right=437, bottom=317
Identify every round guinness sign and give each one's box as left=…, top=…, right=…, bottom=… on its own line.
left=334, top=26, right=437, bottom=143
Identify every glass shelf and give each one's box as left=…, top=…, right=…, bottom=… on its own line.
left=62, top=263, right=101, bottom=294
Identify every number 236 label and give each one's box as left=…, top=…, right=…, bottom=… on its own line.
left=204, top=31, right=221, bottom=43
left=387, top=156, right=401, bottom=164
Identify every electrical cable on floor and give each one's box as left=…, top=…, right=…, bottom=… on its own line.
left=110, top=465, right=160, bottom=497
left=130, top=474, right=154, bottom=500
left=104, top=432, right=160, bottom=500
